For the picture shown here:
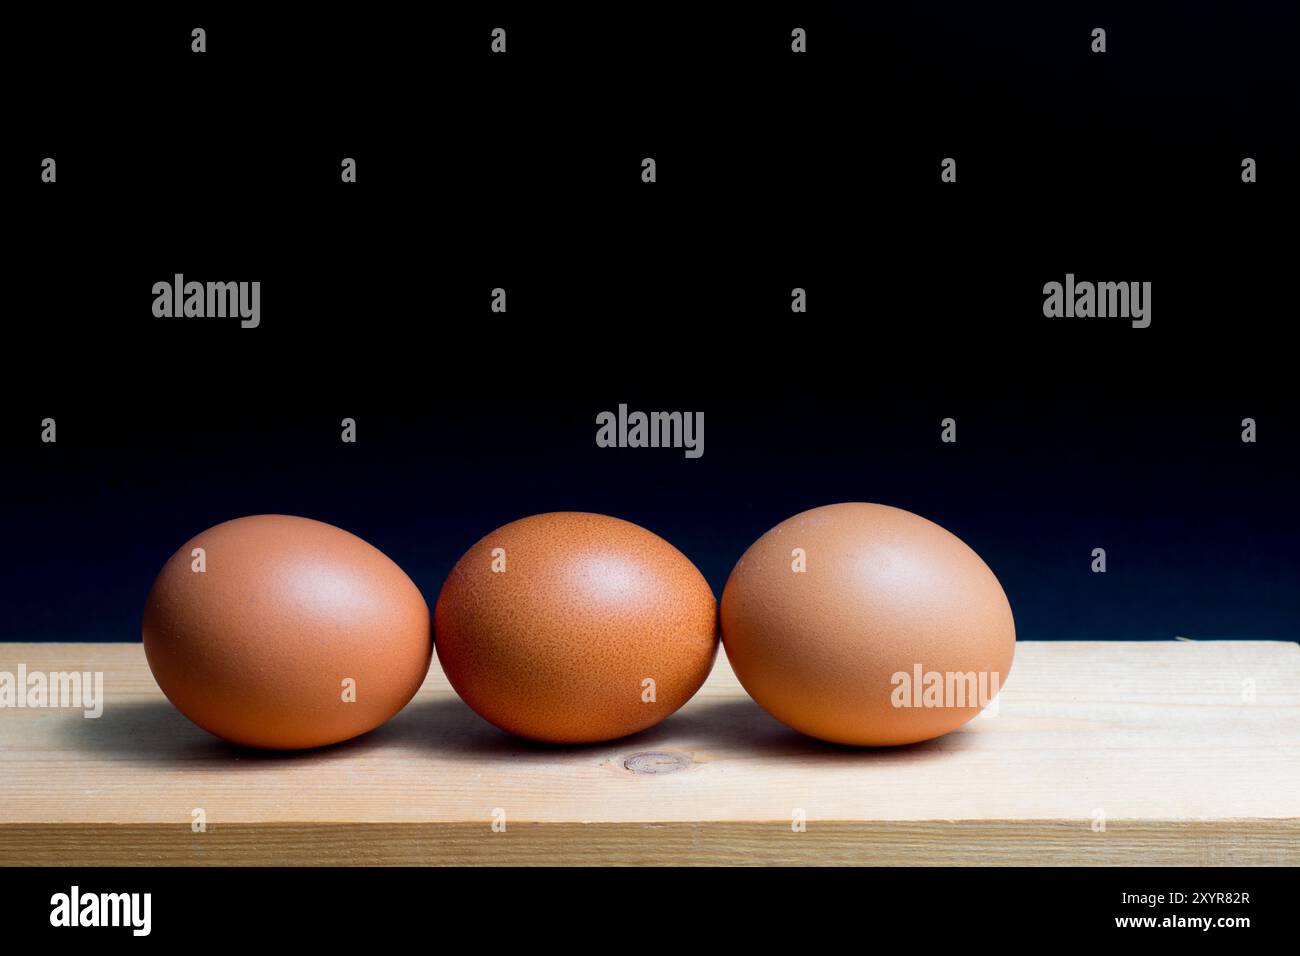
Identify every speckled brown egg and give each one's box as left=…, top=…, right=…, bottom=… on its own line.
left=142, top=515, right=432, bottom=750
left=434, top=512, right=718, bottom=743
left=721, top=503, right=1015, bottom=746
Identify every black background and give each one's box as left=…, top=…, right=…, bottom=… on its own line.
left=4, top=3, right=1298, bottom=648
left=3, top=866, right=1286, bottom=942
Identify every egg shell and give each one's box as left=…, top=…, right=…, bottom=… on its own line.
left=143, top=514, right=432, bottom=750
left=721, top=503, right=1015, bottom=746
left=434, top=512, right=719, bottom=744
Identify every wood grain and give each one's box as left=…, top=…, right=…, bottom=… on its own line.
left=1, top=641, right=1297, bottom=865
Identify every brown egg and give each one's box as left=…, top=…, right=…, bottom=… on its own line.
left=434, top=512, right=718, bottom=743
left=721, top=503, right=1015, bottom=746
left=143, top=515, right=432, bottom=750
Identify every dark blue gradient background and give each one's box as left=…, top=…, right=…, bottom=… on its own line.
left=3, top=389, right=1297, bottom=644
left=4, top=3, right=1297, bottom=644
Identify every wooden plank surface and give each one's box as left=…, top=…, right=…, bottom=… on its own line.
left=1, top=641, right=1297, bottom=865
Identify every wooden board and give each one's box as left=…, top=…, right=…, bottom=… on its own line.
left=1, top=641, right=1297, bottom=865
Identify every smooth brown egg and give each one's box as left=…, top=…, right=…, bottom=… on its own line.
left=143, top=515, right=432, bottom=750
left=434, top=512, right=718, bottom=743
left=721, top=503, right=1015, bottom=746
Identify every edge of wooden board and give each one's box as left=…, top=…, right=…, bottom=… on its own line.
left=3, top=819, right=1297, bottom=866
